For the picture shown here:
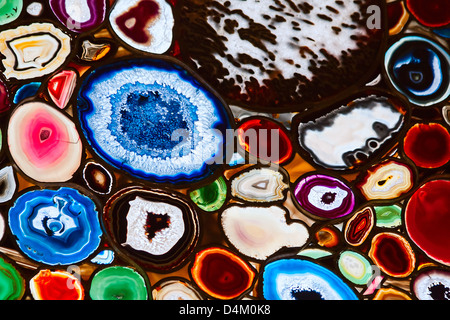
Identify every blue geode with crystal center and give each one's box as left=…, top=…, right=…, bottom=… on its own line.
left=77, top=58, right=233, bottom=184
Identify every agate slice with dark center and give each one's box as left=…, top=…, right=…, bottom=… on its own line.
left=175, top=0, right=385, bottom=112
left=293, top=173, right=356, bottom=220
left=103, top=187, right=199, bottom=271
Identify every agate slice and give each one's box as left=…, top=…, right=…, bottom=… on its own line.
left=91, top=249, right=114, bottom=265
left=373, top=287, right=412, bottom=300
left=384, top=35, right=450, bottom=107
left=0, top=256, right=25, bottom=300
left=315, top=225, right=340, bottom=248
left=78, top=38, right=112, bottom=62
left=295, top=95, right=406, bottom=170
left=152, top=278, right=204, bottom=300
left=403, top=123, right=450, bottom=169
left=47, top=69, right=77, bottom=109
left=0, top=23, right=71, bottom=80
left=26, top=2, right=43, bottom=16
left=356, top=159, right=414, bottom=201
left=189, top=176, right=227, bottom=212
left=405, top=180, right=450, bottom=266
left=0, top=214, right=4, bottom=243
left=0, top=166, right=16, bottom=203
left=13, top=82, right=41, bottom=104
left=176, top=0, right=385, bottom=112
left=374, top=205, right=402, bottom=228
left=0, top=77, right=10, bottom=113
left=77, top=58, right=233, bottom=184
left=0, top=0, right=23, bottom=25
left=8, top=187, right=103, bottom=265
left=237, top=118, right=293, bottom=165
left=369, top=232, right=415, bottom=278
left=30, top=270, right=84, bottom=300
left=230, top=167, right=288, bottom=203
left=261, top=258, right=358, bottom=300
left=190, top=247, right=256, bottom=300
left=103, top=187, right=199, bottom=271
left=7, top=101, right=83, bottom=183
left=344, top=207, right=374, bottom=246
left=338, top=251, right=374, bottom=286
left=413, top=268, right=450, bottom=300
left=109, top=0, right=174, bottom=54
left=49, top=0, right=107, bottom=33
left=89, top=266, right=148, bottom=300
left=220, top=205, right=309, bottom=260
left=387, top=1, right=409, bottom=36
left=406, top=0, right=450, bottom=28
left=293, top=173, right=356, bottom=220
left=83, top=161, right=113, bottom=195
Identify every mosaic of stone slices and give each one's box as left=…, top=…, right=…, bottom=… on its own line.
left=0, top=0, right=449, bottom=301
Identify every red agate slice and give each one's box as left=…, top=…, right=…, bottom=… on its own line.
left=30, top=270, right=84, bottom=300
left=190, top=247, right=255, bottom=299
left=405, top=180, right=450, bottom=266
left=403, top=123, right=450, bottom=168
left=237, top=118, right=293, bottom=165
left=47, top=69, right=77, bottom=109
left=345, top=207, right=374, bottom=246
left=369, top=232, right=415, bottom=277
left=406, top=0, right=450, bottom=28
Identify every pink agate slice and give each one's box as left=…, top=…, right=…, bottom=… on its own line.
left=8, top=101, right=82, bottom=182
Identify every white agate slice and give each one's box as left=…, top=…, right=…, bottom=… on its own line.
left=231, top=167, right=288, bottom=202
left=0, top=23, right=71, bottom=80
left=221, top=205, right=309, bottom=260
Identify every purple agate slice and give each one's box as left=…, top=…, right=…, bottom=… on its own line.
left=293, top=174, right=356, bottom=220
left=49, top=0, right=106, bottom=33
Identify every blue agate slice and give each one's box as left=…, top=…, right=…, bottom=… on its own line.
left=261, top=258, right=358, bottom=300
left=77, top=58, right=233, bottom=184
left=8, top=187, right=102, bottom=265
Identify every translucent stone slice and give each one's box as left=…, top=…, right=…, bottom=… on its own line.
left=356, top=159, right=414, bottom=200
left=189, top=176, right=227, bottom=212
left=230, top=167, right=288, bottom=203
left=221, top=205, right=309, bottom=260
left=109, top=0, right=174, bottom=54
left=0, top=23, right=71, bottom=80
left=8, top=101, right=82, bottom=182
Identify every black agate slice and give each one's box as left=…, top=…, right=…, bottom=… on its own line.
left=103, top=187, right=199, bottom=271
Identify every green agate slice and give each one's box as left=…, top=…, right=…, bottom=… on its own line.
left=190, top=176, right=227, bottom=212
left=0, top=256, right=25, bottom=300
left=0, top=0, right=23, bottom=25
left=374, top=205, right=402, bottom=228
left=89, top=266, right=148, bottom=300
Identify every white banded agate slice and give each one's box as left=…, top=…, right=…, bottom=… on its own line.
left=0, top=23, right=71, bottom=80
left=230, top=167, right=288, bottom=203
left=221, top=205, right=309, bottom=260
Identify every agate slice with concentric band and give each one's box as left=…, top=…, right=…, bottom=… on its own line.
left=8, top=101, right=83, bottom=183
left=103, top=187, right=199, bottom=271
left=8, top=187, right=103, bottom=265
left=77, top=58, right=233, bottom=184
left=384, top=35, right=450, bottom=107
